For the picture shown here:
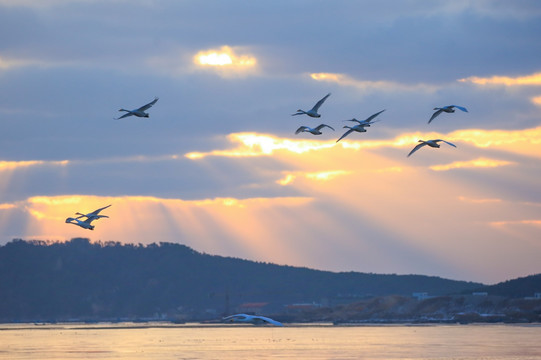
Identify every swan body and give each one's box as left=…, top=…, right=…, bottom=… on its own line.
left=407, top=139, right=456, bottom=157
left=115, top=97, right=159, bottom=120
left=292, top=93, right=331, bottom=118
left=428, top=105, right=468, bottom=124
left=65, top=217, right=98, bottom=230
left=66, top=204, right=111, bottom=230
left=295, top=124, right=335, bottom=135
left=222, top=314, right=283, bottom=326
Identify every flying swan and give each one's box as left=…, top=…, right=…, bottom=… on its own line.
left=115, top=97, right=159, bottom=120
left=428, top=105, right=468, bottom=124
left=292, top=93, right=331, bottom=118
left=344, top=109, right=385, bottom=127
left=222, top=314, right=283, bottom=326
left=295, top=124, right=335, bottom=135
left=65, top=204, right=112, bottom=230
left=407, top=139, right=456, bottom=157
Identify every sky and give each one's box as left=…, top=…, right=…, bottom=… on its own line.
left=1, top=0, right=540, bottom=285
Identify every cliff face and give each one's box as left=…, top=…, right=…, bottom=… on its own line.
left=279, top=295, right=541, bottom=323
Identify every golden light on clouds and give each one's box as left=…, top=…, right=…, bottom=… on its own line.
left=430, top=157, right=514, bottom=171
left=194, top=46, right=256, bottom=68
left=0, top=203, right=16, bottom=210
left=459, top=72, right=541, bottom=86
left=458, top=196, right=502, bottom=204
left=185, top=126, right=541, bottom=162
left=277, top=170, right=351, bottom=186
left=306, top=170, right=351, bottom=181
left=185, top=132, right=337, bottom=159
left=7, top=194, right=315, bottom=264
left=310, top=72, right=437, bottom=92
left=531, top=96, right=541, bottom=106
left=449, top=127, right=541, bottom=158
left=0, top=160, right=69, bottom=171
left=490, top=220, right=541, bottom=227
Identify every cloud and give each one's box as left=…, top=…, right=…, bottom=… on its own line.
left=277, top=170, right=352, bottom=186
left=531, top=96, right=541, bottom=106
left=310, top=72, right=438, bottom=92
left=0, top=56, right=47, bottom=70
left=185, top=132, right=338, bottom=159
left=185, top=126, right=541, bottom=161
left=490, top=220, right=541, bottom=227
left=458, top=196, right=502, bottom=204
left=0, top=160, right=69, bottom=171
left=192, top=46, right=257, bottom=76
left=430, top=158, right=514, bottom=171
left=450, top=127, right=541, bottom=158
left=459, top=72, right=541, bottom=86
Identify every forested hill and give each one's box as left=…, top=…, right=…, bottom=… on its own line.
left=472, top=274, right=541, bottom=297
left=0, top=238, right=482, bottom=322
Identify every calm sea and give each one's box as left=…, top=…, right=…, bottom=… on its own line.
left=0, top=323, right=540, bottom=359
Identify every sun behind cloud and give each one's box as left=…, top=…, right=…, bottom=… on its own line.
left=193, top=46, right=257, bottom=72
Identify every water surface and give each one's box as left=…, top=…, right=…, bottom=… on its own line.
left=1, top=323, right=540, bottom=359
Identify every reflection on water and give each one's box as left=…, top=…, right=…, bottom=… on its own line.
left=0, top=323, right=540, bottom=360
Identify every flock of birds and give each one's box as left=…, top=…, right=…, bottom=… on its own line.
left=291, top=93, right=467, bottom=155
left=63, top=93, right=468, bottom=326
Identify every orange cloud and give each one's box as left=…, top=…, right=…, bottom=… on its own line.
left=458, top=196, right=502, bottom=204
left=448, top=127, right=541, bottom=158
left=185, top=127, right=541, bottom=161
left=430, top=158, right=514, bottom=171
left=185, top=132, right=338, bottom=159
left=531, top=96, right=541, bottom=106
left=459, top=72, right=541, bottom=86
left=490, top=220, right=541, bottom=227
left=277, top=170, right=351, bottom=186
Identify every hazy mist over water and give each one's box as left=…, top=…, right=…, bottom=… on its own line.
left=1, top=323, right=540, bottom=359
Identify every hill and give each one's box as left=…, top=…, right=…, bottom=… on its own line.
left=471, top=274, right=541, bottom=298
left=0, top=238, right=483, bottom=322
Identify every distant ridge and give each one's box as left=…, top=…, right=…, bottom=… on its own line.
left=0, top=238, right=482, bottom=322
left=472, top=274, right=541, bottom=298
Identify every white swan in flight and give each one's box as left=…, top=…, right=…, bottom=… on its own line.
left=222, top=314, right=283, bottom=326
left=336, top=124, right=368, bottom=143
left=115, top=97, right=159, bottom=120
left=428, top=105, right=468, bottom=124
left=344, top=109, right=385, bottom=127
left=65, top=204, right=111, bottom=230
left=292, top=93, right=331, bottom=118
left=407, top=139, right=456, bottom=157
left=295, top=124, right=335, bottom=135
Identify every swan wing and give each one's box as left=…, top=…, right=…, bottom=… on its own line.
left=336, top=128, right=354, bottom=143
left=138, top=97, right=159, bottom=111
left=315, top=124, right=334, bottom=131
left=256, top=316, right=283, bottom=326
left=428, top=109, right=443, bottom=124
left=407, top=142, right=427, bottom=157
left=295, top=126, right=309, bottom=134
left=311, top=93, right=331, bottom=111
left=88, top=204, right=112, bottom=216
left=365, top=109, right=385, bottom=122
left=115, top=112, right=134, bottom=120
left=438, top=139, right=457, bottom=148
